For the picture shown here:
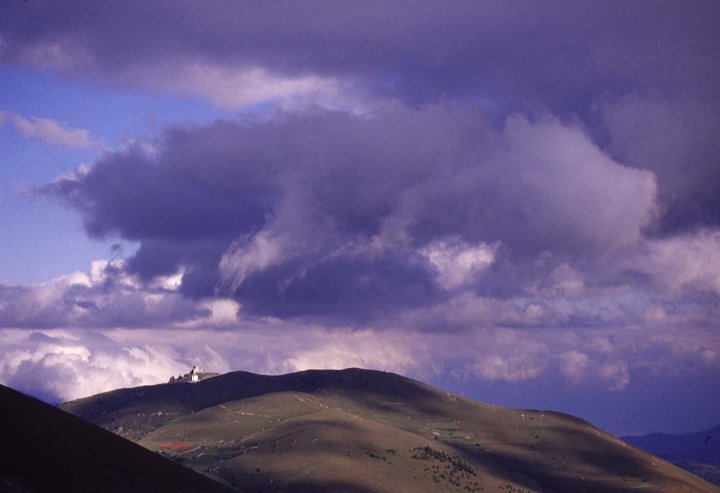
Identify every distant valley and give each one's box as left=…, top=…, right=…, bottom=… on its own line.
left=58, top=368, right=719, bottom=493
left=622, top=425, right=720, bottom=486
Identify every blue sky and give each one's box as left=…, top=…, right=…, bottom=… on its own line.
left=0, top=67, right=231, bottom=282
left=0, top=0, right=719, bottom=436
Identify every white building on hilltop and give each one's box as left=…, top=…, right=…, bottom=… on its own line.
left=168, top=365, right=221, bottom=384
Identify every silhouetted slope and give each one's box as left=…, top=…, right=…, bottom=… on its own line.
left=623, top=426, right=720, bottom=485
left=0, top=384, right=233, bottom=493
left=61, top=368, right=720, bottom=493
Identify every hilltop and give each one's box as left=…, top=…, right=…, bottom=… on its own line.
left=61, top=368, right=719, bottom=493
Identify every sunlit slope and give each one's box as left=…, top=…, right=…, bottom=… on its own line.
left=0, top=384, right=233, bottom=493
left=62, top=368, right=719, bottom=493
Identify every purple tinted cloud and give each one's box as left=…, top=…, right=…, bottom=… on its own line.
left=4, top=1, right=717, bottom=233
left=0, top=110, right=98, bottom=149
left=40, top=105, right=660, bottom=322
left=0, top=262, right=209, bottom=329
left=2, top=1, right=716, bottom=106
left=2, top=0, right=720, bottom=433
left=602, top=95, right=720, bottom=232
left=3, top=1, right=718, bottom=237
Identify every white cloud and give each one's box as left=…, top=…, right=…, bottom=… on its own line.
left=471, top=333, right=549, bottom=382
left=421, top=238, right=495, bottom=289
left=149, top=270, right=185, bottom=291
left=0, top=260, right=209, bottom=329
left=498, top=115, right=659, bottom=250
left=284, top=329, right=422, bottom=376
left=559, top=350, right=590, bottom=382
left=147, top=63, right=368, bottom=112
left=0, top=110, right=99, bottom=149
left=176, top=299, right=241, bottom=328
left=557, top=350, right=630, bottom=390
left=0, top=324, right=437, bottom=402
left=219, top=231, right=285, bottom=291
left=598, top=360, right=630, bottom=390
left=641, top=229, right=720, bottom=295
left=396, top=292, right=566, bottom=331
left=587, top=336, right=615, bottom=355
left=0, top=321, right=715, bottom=405
left=537, top=263, right=585, bottom=298
left=0, top=329, right=217, bottom=402
left=475, top=353, right=547, bottom=382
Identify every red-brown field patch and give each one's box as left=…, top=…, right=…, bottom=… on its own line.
left=159, top=441, right=193, bottom=451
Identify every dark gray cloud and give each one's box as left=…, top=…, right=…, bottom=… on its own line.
left=39, top=104, right=661, bottom=322
left=602, top=95, right=720, bottom=233
left=50, top=134, right=279, bottom=242
left=233, top=249, right=441, bottom=322
left=6, top=0, right=715, bottom=326
left=3, top=1, right=718, bottom=233
left=2, top=1, right=717, bottom=106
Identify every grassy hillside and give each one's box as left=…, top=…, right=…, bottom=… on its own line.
left=0, top=384, right=233, bottom=493
left=62, top=368, right=720, bottom=493
left=623, top=426, right=720, bottom=485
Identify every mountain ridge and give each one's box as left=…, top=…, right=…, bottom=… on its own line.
left=61, top=368, right=720, bottom=493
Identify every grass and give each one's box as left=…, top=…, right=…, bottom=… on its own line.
left=60, top=368, right=720, bottom=493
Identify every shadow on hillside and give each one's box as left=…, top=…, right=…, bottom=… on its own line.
left=230, top=470, right=386, bottom=493
left=0, top=384, right=233, bottom=493
left=445, top=420, right=704, bottom=492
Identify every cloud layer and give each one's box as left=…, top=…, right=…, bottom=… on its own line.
left=2, top=322, right=718, bottom=435
left=1, top=1, right=719, bottom=433
left=39, top=106, right=663, bottom=323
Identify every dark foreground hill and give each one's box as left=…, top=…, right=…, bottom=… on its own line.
left=622, top=425, right=720, bottom=485
left=61, top=368, right=719, bottom=493
left=0, top=384, right=233, bottom=493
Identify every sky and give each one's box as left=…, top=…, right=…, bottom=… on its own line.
left=0, top=0, right=719, bottom=436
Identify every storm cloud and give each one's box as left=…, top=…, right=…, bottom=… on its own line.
left=40, top=104, right=661, bottom=323
left=2, top=0, right=717, bottom=230
left=2, top=2, right=718, bottom=106
left=1, top=1, right=719, bottom=433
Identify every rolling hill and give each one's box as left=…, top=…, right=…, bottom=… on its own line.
left=0, top=383, right=233, bottom=493
left=622, top=425, right=720, bottom=486
left=60, top=368, right=720, bottom=493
